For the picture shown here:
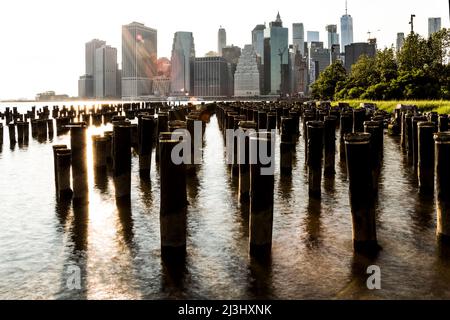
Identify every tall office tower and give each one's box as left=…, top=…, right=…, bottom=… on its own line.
left=396, top=32, right=405, bottom=52
left=340, top=1, right=354, bottom=51
left=218, top=27, right=227, bottom=56
left=234, top=45, right=261, bottom=96
left=263, top=12, right=289, bottom=95
left=95, top=45, right=118, bottom=98
left=170, top=31, right=195, bottom=95
left=252, top=24, right=266, bottom=60
left=83, top=39, right=106, bottom=97
left=428, top=17, right=442, bottom=37
left=193, top=57, right=231, bottom=97
left=293, top=23, right=305, bottom=56
left=121, top=21, right=157, bottom=99
left=344, top=42, right=376, bottom=72
left=308, top=41, right=331, bottom=84
left=307, top=31, right=320, bottom=43
left=325, top=24, right=340, bottom=49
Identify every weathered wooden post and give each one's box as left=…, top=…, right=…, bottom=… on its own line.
left=280, top=117, right=295, bottom=175
left=56, top=149, right=73, bottom=200
left=249, top=131, right=275, bottom=258
left=345, top=133, right=378, bottom=252
left=412, top=116, right=428, bottom=169
left=113, top=124, right=131, bottom=200
left=8, top=123, right=16, bottom=145
left=92, top=136, right=108, bottom=169
left=159, top=135, right=187, bottom=258
left=353, top=108, right=365, bottom=133
left=70, top=123, right=89, bottom=205
left=139, top=116, right=155, bottom=178
left=324, top=116, right=337, bottom=176
left=434, top=132, right=450, bottom=242
left=416, top=122, right=436, bottom=195
left=53, top=144, right=68, bottom=192
left=307, top=121, right=324, bottom=198
left=238, top=121, right=257, bottom=203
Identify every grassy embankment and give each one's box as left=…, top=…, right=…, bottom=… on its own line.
left=334, top=100, right=450, bottom=114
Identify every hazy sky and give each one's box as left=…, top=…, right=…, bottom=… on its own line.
left=0, top=0, right=448, bottom=100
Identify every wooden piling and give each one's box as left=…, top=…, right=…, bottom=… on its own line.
left=345, top=133, right=378, bottom=252
left=159, top=137, right=187, bottom=258
left=307, top=121, right=324, bottom=199
left=435, top=132, right=450, bottom=242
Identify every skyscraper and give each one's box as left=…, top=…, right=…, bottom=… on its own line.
left=308, top=42, right=331, bottom=84
left=326, top=25, right=340, bottom=49
left=193, top=57, right=230, bottom=97
left=292, top=23, right=305, bottom=56
left=218, top=27, right=227, bottom=56
left=263, top=12, right=289, bottom=95
left=428, top=17, right=442, bottom=37
left=252, top=24, right=266, bottom=60
left=81, top=39, right=106, bottom=98
left=396, top=33, right=405, bottom=52
left=170, top=31, right=195, bottom=95
left=121, top=22, right=157, bottom=99
left=307, top=31, right=320, bottom=43
left=234, top=45, right=261, bottom=96
left=340, top=1, right=354, bottom=52
left=95, top=45, right=118, bottom=98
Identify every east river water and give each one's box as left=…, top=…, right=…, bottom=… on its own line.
left=0, top=103, right=449, bottom=299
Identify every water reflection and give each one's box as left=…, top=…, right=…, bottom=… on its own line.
left=304, top=198, right=322, bottom=249
left=247, top=256, right=273, bottom=299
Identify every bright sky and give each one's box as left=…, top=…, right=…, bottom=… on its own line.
left=0, top=0, right=448, bottom=100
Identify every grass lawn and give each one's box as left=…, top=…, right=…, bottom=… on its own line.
left=335, top=100, right=450, bottom=114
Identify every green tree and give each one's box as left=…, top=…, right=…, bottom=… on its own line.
left=311, top=60, right=347, bottom=100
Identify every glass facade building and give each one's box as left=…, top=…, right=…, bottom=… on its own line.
left=121, top=22, right=157, bottom=99
left=170, top=31, right=195, bottom=95
left=263, top=13, right=289, bottom=95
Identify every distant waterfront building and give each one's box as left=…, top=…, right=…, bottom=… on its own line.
left=193, top=57, right=230, bottom=97
left=263, top=12, right=289, bottom=95
left=218, top=27, right=227, bottom=56
left=307, top=31, right=320, bottom=43
left=252, top=24, right=266, bottom=60
left=78, top=75, right=94, bottom=98
left=95, top=45, right=117, bottom=98
left=293, top=23, right=305, bottom=56
left=396, top=33, right=405, bottom=52
left=157, top=57, right=172, bottom=77
left=170, top=31, right=195, bottom=95
left=152, top=76, right=171, bottom=97
left=428, top=17, right=441, bottom=37
left=122, top=22, right=157, bottom=99
left=81, top=39, right=106, bottom=98
left=234, top=45, right=261, bottom=96
left=326, top=25, right=340, bottom=49
left=340, top=2, right=354, bottom=52
left=36, top=91, right=69, bottom=102
left=344, top=42, right=376, bottom=72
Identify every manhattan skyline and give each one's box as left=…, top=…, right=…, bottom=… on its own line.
left=0, top=0, right=448, bottom=100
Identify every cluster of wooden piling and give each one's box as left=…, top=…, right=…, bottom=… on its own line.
left=2, top=99, right=450, bottom=259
